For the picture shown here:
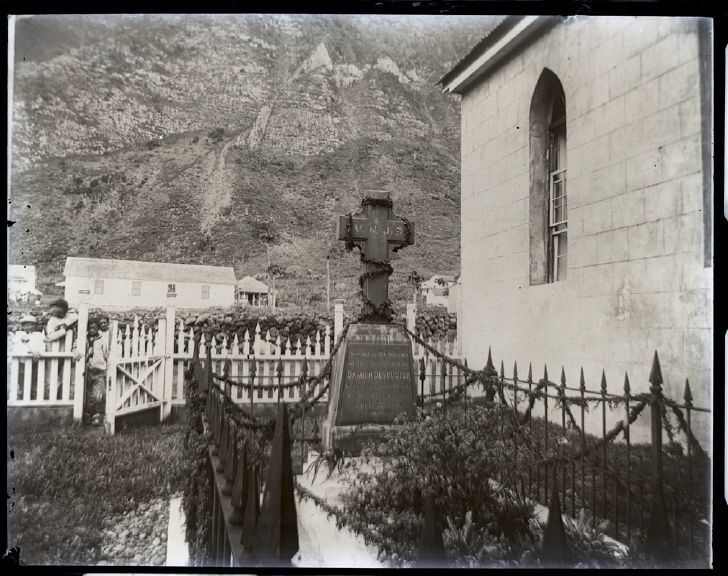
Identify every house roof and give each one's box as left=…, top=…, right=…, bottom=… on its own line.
left=63, top=257, right=236, bottom=285
left=236, top=275, right=269, bottom=293
left=437, top=15, right=514, bottom=87
left=438, top=15, right=559, bottom=94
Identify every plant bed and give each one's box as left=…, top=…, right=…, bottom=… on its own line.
left=7, top=422, right=187, bottom=565
left=331, top=403, right=630, bottom=567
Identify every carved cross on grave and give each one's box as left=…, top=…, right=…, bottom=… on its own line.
left=336, top=191, right=414, bottom=320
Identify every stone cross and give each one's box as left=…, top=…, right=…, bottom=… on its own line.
left=336, top=191, right=414, bottom=316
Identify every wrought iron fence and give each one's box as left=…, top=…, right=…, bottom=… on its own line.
left=409, top=332, right=712, bottom=565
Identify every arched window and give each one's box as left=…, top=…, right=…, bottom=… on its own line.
left=529, top=69, right=567, bottom=284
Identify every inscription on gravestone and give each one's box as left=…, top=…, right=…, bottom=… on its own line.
left=337, top=326, right=415, bottom=426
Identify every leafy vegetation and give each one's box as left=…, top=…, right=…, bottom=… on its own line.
left=338, top=405, right=535, bottom=566
left=7, top=420, right=187, bottom=565
left=326, top=403, right=635, bottom=567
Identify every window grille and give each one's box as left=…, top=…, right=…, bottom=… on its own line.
left=549, top=168, right=568, bottom=282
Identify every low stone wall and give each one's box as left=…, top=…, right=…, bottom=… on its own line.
left=8, top=302, right=458, bottom=343
left=92, top=306, right=335, bottom=348
left=414, top=306, right=458, bottom=341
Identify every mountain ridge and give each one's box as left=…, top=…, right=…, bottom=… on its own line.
left=9, top=14, right=499, bottom=313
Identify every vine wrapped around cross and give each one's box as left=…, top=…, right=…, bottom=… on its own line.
left=338, top=192, right=414, bottom=323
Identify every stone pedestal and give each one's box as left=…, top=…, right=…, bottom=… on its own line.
left=322, top=323, right=417, bottom=453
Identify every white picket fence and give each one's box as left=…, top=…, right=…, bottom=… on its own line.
left=8, top=302, right=467, bottom=425
left=7, top=330, right=78, bottom=406
left=170, top=318, right=336, bottom=406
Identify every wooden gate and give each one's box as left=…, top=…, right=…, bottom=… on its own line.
left=104, top=315, right=171, bottom=434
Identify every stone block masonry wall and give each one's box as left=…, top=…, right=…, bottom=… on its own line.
left=460, top=16, right=711, bottom=444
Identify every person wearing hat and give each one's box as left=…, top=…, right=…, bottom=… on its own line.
left=11, top=315, right=45, bottom=402
left=13, top=314, right=44, bottom=357
left=44, top=298, right=80, bottom=354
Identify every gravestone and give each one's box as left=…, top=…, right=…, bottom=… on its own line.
left=322, top=192, right=417, bottom=452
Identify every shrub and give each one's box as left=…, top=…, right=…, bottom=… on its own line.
left=339, top=404, right=539, bottom=566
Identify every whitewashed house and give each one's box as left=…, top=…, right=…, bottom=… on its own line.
left=60, top=257, right=236, bottom=309
left=235, top=275, right=272, bottom=307
left=420, top=274, right=457, bottom=307
left=8, top=264, right=42, bottom=302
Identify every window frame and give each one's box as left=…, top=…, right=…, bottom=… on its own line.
left=167, top=283, right=176, bottom=295
left=201, top=284, right=210, bottom=299
left=132, top=281, right=141, bottom=297
left=546, top=99, right=567, bottom=284
left=529, top=69, right=567, bottom=287
left=94, top=279, right=104, bottom=295
left=548, top=167, right=568, bottom=283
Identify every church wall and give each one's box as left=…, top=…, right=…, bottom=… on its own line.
left=460, top=16, right=712, bottom=444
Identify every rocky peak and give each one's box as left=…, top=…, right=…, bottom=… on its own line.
left=373, top=56, right=409, bottom=84
left=300, top=42, right=333, bottom=74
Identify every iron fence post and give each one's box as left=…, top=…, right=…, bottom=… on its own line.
left=684, top=378, right=694, bottom=555
left=276, top=358, right=284, bottom=406
left=249, top=353, right=256, bottom=419
left=528, top=363, right=533, bottom=496
left=579, top=368, right=586, bottom=512
left=646, top=351, right=671, bottom=563
left=600, top=370, right=607, bottom=522
left=441, top=359, right=447, bottom=417
left=624, top=372, right=632, bottom=546
left=419, top=357, right=426, bottom=411
left=560, top=368, right=566, bottom=507
left=300, top=359, right=308, bottom=473
left=543, top=365, right=549, bottom=501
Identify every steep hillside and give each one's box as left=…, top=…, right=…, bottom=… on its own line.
left=9, top=14, right=500, bottom=313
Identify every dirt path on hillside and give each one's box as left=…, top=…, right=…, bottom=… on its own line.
left=199, top=139, right=236, bottom=233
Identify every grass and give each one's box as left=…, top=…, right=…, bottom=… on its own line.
left=7, top=421, right=188, bottom=565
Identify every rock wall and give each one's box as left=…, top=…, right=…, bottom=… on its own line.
left=413, top=306, right=458, bottom=341
left=8, top=302, right=458, bottom=343
left=94, top=306, right=335, bottom=347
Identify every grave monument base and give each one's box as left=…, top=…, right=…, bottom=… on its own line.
left=322, top=323, right=417, bottom=454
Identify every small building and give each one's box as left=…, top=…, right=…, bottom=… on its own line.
left=235, top=275, right=272, bottom=307
left=420, top=274, right=457, bottom=307
left=8, top=264, right=42, bottom=302
left=60, top=257, right=236, bottom=309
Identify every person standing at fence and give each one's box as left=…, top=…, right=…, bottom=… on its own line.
left=43, top=298, right=79, bottom=350
left=13, top=314, right=45, bottom=357
left=11, top=315, right=45, bottom=400
left=43, top=298, right=82, bottom=401
left=84, top=319, right=109, bottom=426
left=98, top=314, right=110, bottom=342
